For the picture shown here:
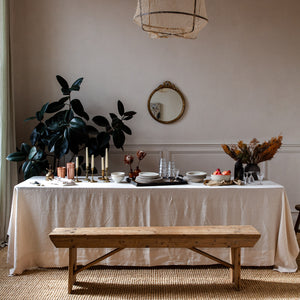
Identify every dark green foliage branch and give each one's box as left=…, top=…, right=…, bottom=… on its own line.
left=6, top=75, right=136, bottom=179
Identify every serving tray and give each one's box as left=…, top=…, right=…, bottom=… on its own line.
left=130, top=178, right=188, bottom=187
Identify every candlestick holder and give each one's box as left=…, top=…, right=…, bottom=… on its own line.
left=75, top=167, right=82, bottom=182
left=105, top=168, right=110, bottom=182
left=85, top=166, right=90, bottom=181
left=90, top=168, right=97, bottom=183
left=98, top=170, right=105, bottom=181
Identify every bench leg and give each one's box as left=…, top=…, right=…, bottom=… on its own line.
left=230, top=247, right=241, bottom=290
left=68, top=247, right=77, bottom=294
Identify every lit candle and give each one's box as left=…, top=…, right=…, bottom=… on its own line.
left=105, top=148, right=108, bottom=169
left=91, top=155, right=94, bottom=169
left=86, top=147, right=89, bottom=167
left=101, top=157, right=104, bottom=171
left=76, top=157, right=79, bottom=169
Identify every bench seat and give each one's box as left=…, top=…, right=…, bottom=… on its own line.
left=49, top=225, right=260, bottom=293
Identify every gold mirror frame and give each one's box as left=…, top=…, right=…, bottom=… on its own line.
left=147, top=81, right=186, bottom=124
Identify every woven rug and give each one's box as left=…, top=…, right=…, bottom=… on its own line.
left=1, top=236, right=300, bottom=300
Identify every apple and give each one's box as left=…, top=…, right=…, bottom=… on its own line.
left=222, top=170, right=231, bottom=175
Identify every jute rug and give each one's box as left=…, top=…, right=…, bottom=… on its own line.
left=1, top=236, right=300, bottom=300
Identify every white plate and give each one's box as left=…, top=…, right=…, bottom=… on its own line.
left=135, top=176, right=162, bottom=184
left=138, top=172, right=160, bottom=179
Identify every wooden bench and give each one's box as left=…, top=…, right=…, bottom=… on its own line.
left=49, top=225, right=260, bottom=293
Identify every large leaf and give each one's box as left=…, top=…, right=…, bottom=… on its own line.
left=110, top=113, right=118, bottom=120
left=64, top=109, right=74, bottom=122
left=97, top=132, right=110, bottom=149
left=112, top=130, right=125, bottom=149
left=28, top=146, right=37, bottom=160
left=121, top=123, right=132, bottom=135
left=45, top=110, right=68, bottom=130
left=36, top=111, right=42, bottom=122
left=58, top=96, right=70, bottom=104
left=6, top=152, right=26, bottom=162
left=70, top=117, right=86, bottom=129
left=46, top=101, right=65, bottom=113
left=33, top=149, right=44, bottom=161
left=54, top=137, right=69, bottom=159
left=118, top=100, right=124, bottom=116
left=48, top=133, right=62, bottom=153
left=40, top=102, right=49, bottom=116
left=123, top=111, right=137, bottom=121
left=30, top=128, right=39, bottom=145
left=21, top=143, right=31, bottom=155
left=71, top=78, right=83, bottom=91
left=24, top=116, right=36, bottom=122
left=56, top=75, right=70, bottom=95
left=92, top=116, right=110, bottom=128
left=111, top=117, right=122, bottom=130
left=70, top=99, right=89, bottom=121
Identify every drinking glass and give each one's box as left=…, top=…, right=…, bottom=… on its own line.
left=257, top=172, right=264, bottom=185
left=168, top=161, right=176, bottom=181
left=248, top=171, right=255, bottom=184
left=243, top=172, right=248, bottom=185
left=159, top=158, right=167, bottom=178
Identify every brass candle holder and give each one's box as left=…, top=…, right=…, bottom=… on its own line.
left=90, top=168, right=97, bottom=183
left=85, top=166, right=90, bottom=181
left=105, top=168, right=110, bottom=182
left=98, top=169, right=105, bottom=181
left=75, top=167, right=82, bottom=182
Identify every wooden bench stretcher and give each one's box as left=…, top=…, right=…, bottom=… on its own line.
left=49, top=225, right=260, bottom=293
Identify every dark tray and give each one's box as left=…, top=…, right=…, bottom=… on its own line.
left=129, top=178, right=188, bottom=187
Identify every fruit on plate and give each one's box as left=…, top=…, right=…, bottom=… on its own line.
left=213, top=168, right=222, bottom=175
left=222, top=170, right=231, bottom=175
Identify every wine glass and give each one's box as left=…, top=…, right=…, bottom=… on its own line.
left=257, top=172, right=264, bottom=185
left=243, top=172, right=248, bottom=185
left=248, top=171, right=255, bottom=184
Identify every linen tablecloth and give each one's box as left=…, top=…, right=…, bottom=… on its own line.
left=7, top=177, right=299, bottom=274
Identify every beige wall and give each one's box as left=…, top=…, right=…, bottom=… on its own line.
left=9, top=1, right=300, bottom=213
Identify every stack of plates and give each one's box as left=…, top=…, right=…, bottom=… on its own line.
left=135, top=172, right=163, bottom=184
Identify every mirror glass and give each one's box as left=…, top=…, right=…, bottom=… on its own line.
left=148, top=81, right=185, bottom=124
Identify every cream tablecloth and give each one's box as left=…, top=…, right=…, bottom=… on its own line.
left=7, top=177, right=299, bottom=275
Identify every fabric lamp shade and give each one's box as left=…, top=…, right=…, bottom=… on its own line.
left=133, top=0, right=208, bottom=39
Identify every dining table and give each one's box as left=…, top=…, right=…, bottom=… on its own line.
left=7, top=176, right=299, bottom=275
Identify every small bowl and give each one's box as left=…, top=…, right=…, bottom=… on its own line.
left=111, top=172, right=125, bottom=183
left=186, top=171, right=207, bottom=183
left=210, top=174, right=231, bottom=182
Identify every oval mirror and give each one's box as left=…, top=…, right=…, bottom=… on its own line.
left=148, top=81, right=185, bottom=124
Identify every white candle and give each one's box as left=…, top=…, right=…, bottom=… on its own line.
left=105, top=148, right=108, bottom=169
left=86, top=147, right=89, bottom=167
left=91, top=155, right=94, bottom=169
left=101, top=157, right=104, bottom=171
left=76, top=157, right=79, bottom=169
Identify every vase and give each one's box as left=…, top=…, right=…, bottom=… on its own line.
left=245, top=163, right=260, bottom=180
left=234, top=160, right=244, bottom=180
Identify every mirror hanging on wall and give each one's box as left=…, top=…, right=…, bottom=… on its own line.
left=147, top=81, right=185, bottom=124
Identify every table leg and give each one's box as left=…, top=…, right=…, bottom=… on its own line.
left=230, top=247, right=241, bottom=290
left=68, top=247, right=77, bottom=294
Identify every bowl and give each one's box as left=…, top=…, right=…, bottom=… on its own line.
left=210, top=174, right=231, bottom=182
left=186, top=171, right=207, bottom=183
left=111, top=172, right=125, bottom=183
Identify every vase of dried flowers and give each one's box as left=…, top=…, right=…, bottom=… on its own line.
left=222, top=135, right=283, bottom=180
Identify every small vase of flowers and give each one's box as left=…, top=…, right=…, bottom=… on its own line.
left=124, top=150, right=147, bottom=179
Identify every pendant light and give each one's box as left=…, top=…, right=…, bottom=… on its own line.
left=133, top=0, right=208, bottom=39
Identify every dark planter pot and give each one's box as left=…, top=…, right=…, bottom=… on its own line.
left=245, top=164, right=260, bottom=180
left=234, top=160, right=244, bottom=180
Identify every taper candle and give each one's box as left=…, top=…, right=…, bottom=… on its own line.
left=76, top=157, right=79, bottom=169
left=91, top=155, right=94, bottom=169
left=101, top=157, right=104, bottom=171
left=105, top=148, right=108, bottom=169
left=86, top=147, right=89, bottom=167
